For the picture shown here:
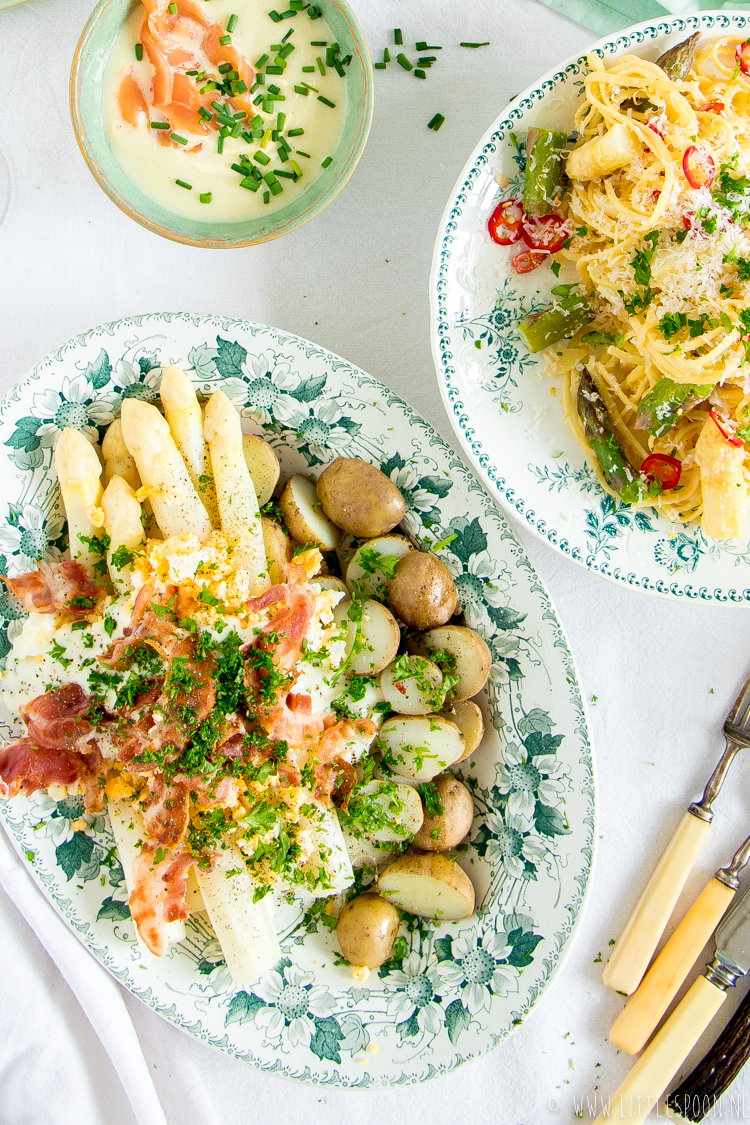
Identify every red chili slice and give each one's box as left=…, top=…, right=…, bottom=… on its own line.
left=522, top=213, right=567, bottom=253
left=736, top=41, right=750, bottom=76
left=511, top=249, right=548, bottom=274
left=710, top=408, right=745, bottom=447
left=488, top=199, right=525, bottom=245
left=683, top=214, right=693, bottom=231
left=683, top=146, right=716, bottom=190
left=700, top=101, right=725, bottom=113
left=641, top=454, right=682, bottom=491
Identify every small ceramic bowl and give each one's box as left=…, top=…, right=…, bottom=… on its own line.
left=70, top=0, right=373, bottom=248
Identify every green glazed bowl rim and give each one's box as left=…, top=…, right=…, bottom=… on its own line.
left=70, top=0, right=373, bottom=248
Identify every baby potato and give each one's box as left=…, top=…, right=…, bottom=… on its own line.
left=336, top=892, right=400, bottom=969
left=261, top=516, right=292, bottom=585
left=413, top=775, right=475, bottom=851
left=379, top=656, right=445, bottom=715
left=242, top=433, right=280, bottom=508
left=377, top=851, right=475, bottom=921
left=442, top=699, right=486, bottom=761
left=345, top=535, right=413, bottom=601
left=334, top=598, right=400, bottom=675
left=388, top=551, right=457, bottom=630
left=280, top=474, right=340, bottom=551
left=318, top=457, right=406, bottom=538
left=410, top=625, right=491, bottom=701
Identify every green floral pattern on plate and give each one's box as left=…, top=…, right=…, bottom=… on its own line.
left=0, top=313, right=594, bottom=1085
left=431, top=12, right=750, bottom=603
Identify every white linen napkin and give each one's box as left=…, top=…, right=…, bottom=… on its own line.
left=0, top=823, right=167, bottom=1125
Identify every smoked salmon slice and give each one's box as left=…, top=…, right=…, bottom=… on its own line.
left=118, top=68, right=149, bottom=127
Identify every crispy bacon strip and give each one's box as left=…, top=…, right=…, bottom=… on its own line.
left=140, top=778, right=190, bottom=848
left=319, top=717, right=378, bottom=764
left=3, top=560, right=99, bottom=617
left=130, top=845, right=192, bottom=956
left=0, top=739, right=83, bottom=799
left=22, top=683, right=92, bottom=749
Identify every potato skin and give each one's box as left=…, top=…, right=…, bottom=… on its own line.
left=413, top=775, right=475, bottom=851
left=336, top=893, right=400, bottom=969
left=388, top=552, right=457, bottom=630
left=318, top=457, right=406, bottom=538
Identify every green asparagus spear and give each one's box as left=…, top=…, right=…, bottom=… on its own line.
left=577, top=368, right=651, bottom=503
left=524, top=127, right=567, bottom=217
left=519, top=294, right=591, bottom=352
left=655, top=33, right=700, bottom=81
left=635, top=376, right=714, bottom=437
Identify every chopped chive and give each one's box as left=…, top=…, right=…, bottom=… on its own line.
left=175, top=179, right=192, bottom=189
left=281, top=25, right=294, bottom=41
left=272, top=56, right=286, bottom=68
left=268, top=84, right=281, bottom=94
left=198, top=106, right=212, bottom=120
left=394, top=28, right=403, bottom=45
left=270, top=43, right=283, bottom=50
left=186, top=69, right=199, bottom=75
left=287, top=127, right=304, bottom=136
left=200, top=82, right=218, bottom=93
left=414, top=69, right=426, bottom=79
left=310, top=40, right=327, bottom=46
left=233, top=79, right=248, bottom=94
left=276, top=168, right=295, bottom=178
left=171, top=132, right=188, bottom=144
left=255, top=53, right=270, bottom=68
left=294, top=84, right=308, bottom=94
left=279, top=8, right=294, bottom=16
left=296, top=149, right=310, bottom=157
left=219, top=62, right=233, bottom=73
left=264, top=173, right=283, bottom=195
left=460, top=42, right=490, bottom=48
left=416, top=42, right=442, bottom=50
left=290, top=159, right=302, bottom=176
left=231, top=162, right=246, bottom=174
left=326, top=47, right=333, bottom=65
left=316, top=56, right=326, bottom=75
left=253, top=150, right=271, bottom=165
left=331, top=42, right=340, bottom=52
left=342, top=54, right=351, bottom=66
left=374, top=62, right=386, bottom=69
left=266, top=65, right=284, bottom=74
left=241, top=131, right=253, bottom=143
left=278, top=42, right=295, bottom=58
left=396, top=53, right=412, bottom=71
left=168, top=1, right=177, bottom=12
left=268, top=10, right=282, bottom=22
left=321, top=155, right=332, bottom=167
left=135, top=43, right=144, bottom=61
left=253, top=94, right=264, bottom=105
left=231, top=121, right=242, bottom=137
left=277, top=112, right=286, bottom=130
left=427, top=112, right=445, bottom=131
left=302, top=65, right=315, bottom=71
left=150, top=121, right=170, bottom=129
left=227, top=13, right=238, bottom=31
left=200, top=192, right=212, bottom=204
left=301, top=81, right=318, bottom=92
left=317, top=95, right=336, bottom=107
left=217, top=135, right=224, bottom=153
left=308, top=4, right=322, bottom=18
left=263, top=191, right=270, bottom=203
left=289, top=1, right=305, bottom=12
left=240, top=176, right=260, bottom=191
left=418, top=57, right=436, bottom=64
left=277, top=146, right=289, bottom=162
left=219, top=125, right=230, bottom=137
left=261, top=128, right=272, bottom=147
left=334, top=61, right=345, bottom=77
left=383, top=47, right=390, bottom=63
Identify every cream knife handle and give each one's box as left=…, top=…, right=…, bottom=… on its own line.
left=603, top=810, right=711, bottom=994
left=594, top=975, right=727, bottom=1124
left=610, top=876, right=735, bottom=1054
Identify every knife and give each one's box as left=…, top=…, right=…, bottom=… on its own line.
left=594, top=881, right=750, bottom=1124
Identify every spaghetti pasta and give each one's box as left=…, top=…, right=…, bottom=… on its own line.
left=534, top=35, right=750, bottom=537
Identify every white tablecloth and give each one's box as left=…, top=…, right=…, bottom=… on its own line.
left=2, top=1, right=750, bottom=1122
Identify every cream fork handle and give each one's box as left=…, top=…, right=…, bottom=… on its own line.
left=603, top=810, right=711, bottom=995
left=593, top=975, right=726, bottom=1124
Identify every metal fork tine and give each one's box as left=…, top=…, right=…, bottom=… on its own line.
left=725, top=671, right=750, bottom=733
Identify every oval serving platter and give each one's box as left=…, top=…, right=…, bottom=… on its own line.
left=0, top=313, right=593, bottom=1085
left=431, top=10, right=750, bottom=604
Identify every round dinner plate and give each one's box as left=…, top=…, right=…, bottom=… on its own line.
left=0, top=313, right=593, bottom=1085
left=431, top=10, right=750, bottom=604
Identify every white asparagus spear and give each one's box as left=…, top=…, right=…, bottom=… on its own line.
left=107, top=799, right=186, bottom=949
left=120, top=399, right=212, bottom=541
left=54, top=427, right=105, bottom=575
left=203, top=390, right=269, bottom=595
left=300, top=798, right=355, bottom=897
left=101, top=475, right=146, bottom=592
left=159, top=365, right=219, bottom=525
left=195, top=845, right=280, bottom=984
left=102, top=418, right=141, bottom=490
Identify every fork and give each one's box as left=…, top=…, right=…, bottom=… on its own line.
left=602, top=668, right=750, bottom=996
